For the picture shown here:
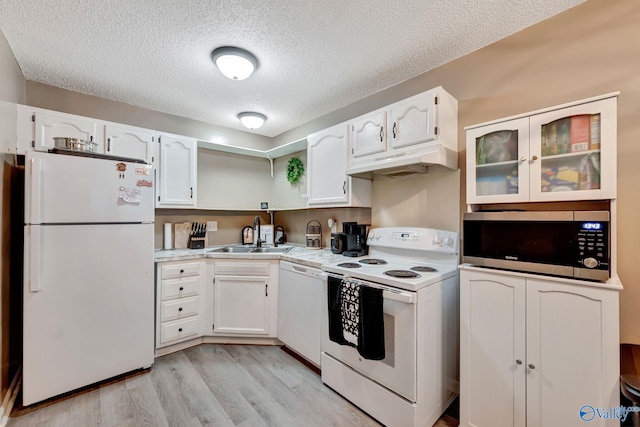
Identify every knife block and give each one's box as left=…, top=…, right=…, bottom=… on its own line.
left=188, top=237, right=205, bottom=249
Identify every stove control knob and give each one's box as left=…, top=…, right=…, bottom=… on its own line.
left=368, top=232, right=374, bottom=240
left=375, top=233, right=381, bottom=240
left=432, top=235, right=443, bottom=246
left=444, top=237, right=455, bottom=247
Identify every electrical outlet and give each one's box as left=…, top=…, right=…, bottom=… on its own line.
left=207, top=221, right=217, bottom=231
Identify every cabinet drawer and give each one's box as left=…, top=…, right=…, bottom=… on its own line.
left=160, top=316, right=201, bottom=344
left=160, top=262, right=201, bottom=280
left=160, top=275, right=200, bottom=300
left=160, top=296, right=200, bottom=322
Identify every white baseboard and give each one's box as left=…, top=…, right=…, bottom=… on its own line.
left=0, top=366, right=21, bottom=427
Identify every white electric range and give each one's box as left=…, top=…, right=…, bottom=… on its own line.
left=321, top=227, right=460, bottom=427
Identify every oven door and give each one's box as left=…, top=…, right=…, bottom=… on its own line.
left=322, top=274, right=417, bottom=402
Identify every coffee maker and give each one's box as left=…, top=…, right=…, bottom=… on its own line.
left=335, top=221, right=368, bottom=257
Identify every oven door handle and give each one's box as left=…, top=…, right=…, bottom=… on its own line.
left=382, top=290, right=416, bottom=304
left=325, top=272, right=417, bottom=304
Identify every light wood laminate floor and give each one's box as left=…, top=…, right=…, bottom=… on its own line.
left=8, top=344, right=458, bottom=427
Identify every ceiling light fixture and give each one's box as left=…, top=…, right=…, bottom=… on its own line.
left=238, top=112, right=267, bottom=130
left=211, top=46, right=258, bottom=80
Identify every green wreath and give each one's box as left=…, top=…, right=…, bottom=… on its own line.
left=286, top=156, right=304, bottom=184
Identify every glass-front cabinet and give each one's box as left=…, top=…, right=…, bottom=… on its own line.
left=466, top=117, right=530, bottom=203
left=466, top=94, right=617, bottom=204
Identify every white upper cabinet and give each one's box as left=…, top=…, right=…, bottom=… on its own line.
left=307, top=122, right=371, bottom=207
left=388, top=91, right=437, bottom=149
left=157, top=133, right=197, bottom=208
left=104, top=124, right=156, bottom=163
left=350, top=110, right=387, bottom=158
left=18, top=106, right=100, bottom=153
left=347, top=86, right=459, bottom=174
left=466, top=117, right=531, bottom=204
left=528, top=97, right=616, bottom=202
left=466, top=93, right=618, bottom=204
left=17, top=105, right=156, bottom=164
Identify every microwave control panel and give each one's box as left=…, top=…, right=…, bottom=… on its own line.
left=576, top=221, right=609, bottom=270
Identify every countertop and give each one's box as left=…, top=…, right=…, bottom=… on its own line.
left=154, top=245, right=353, bottom=269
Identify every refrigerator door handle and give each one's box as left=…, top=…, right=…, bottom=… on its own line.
left=28, top=156, right=43, bottom=224
left=25, top=226, right=43, bottom=292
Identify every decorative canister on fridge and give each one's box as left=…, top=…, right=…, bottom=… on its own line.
left=305, top=220, right=322, bottom=249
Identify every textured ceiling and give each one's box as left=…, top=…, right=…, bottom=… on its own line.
left=0, top=0, right=586, bottom=138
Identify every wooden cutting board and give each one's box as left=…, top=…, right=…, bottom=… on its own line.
left=174, top=222, right=191, bottom=249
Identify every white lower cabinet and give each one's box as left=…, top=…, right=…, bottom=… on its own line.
left=212, top=260, right=279, bottom=337
left=460, top=267, right=619, bottom=427
left=156, top=260, right=206, bottom=349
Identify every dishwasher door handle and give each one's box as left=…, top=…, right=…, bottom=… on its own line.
left=292, top=265, right=307, bottom=273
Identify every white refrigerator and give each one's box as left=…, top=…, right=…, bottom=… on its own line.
left=23, top=150, right=155, bottom=405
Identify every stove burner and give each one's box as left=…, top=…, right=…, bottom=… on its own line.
left=411, top=266, right=437, bottom=273
left=358, top=258, right=388, bottom=265
left=384, top=269, right=421, bottom=279
left=337, top=262, right=362, bottom=269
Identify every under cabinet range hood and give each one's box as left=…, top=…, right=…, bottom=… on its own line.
left=345, top=144, right=458, bottom=179
left=345, top=86, right=459, bottom=179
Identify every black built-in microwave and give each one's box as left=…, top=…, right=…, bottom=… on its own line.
left=463, top=210, right=610, bottom=282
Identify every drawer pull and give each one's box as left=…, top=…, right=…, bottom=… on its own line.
left=178, top=307, right=183, bottom=312
left=180, top=269, right=184, bottom=273
left=178, top=328, right=183, bottom=332
left=179, top=286, right=184, bottom=291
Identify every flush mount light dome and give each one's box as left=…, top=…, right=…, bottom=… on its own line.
left=211, top=46, right=258, bottom=80
left=238, top=112, right=267, bottom=130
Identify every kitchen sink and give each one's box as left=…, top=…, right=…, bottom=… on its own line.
left=251, top=246, right=293, bottom=253
left=209, top=246, right=254, bottom=253
left=209, top=245, right=293, bottom=254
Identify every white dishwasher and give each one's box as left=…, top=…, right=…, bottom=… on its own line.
left=278, top=261, right=324, bottom=367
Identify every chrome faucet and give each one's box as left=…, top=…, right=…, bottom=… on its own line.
left=254, top=216, right=264, bottom=247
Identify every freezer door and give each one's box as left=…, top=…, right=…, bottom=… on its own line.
left=25, top=151, right=154, bottom=224
left=23, top=223, right=154, bottom=405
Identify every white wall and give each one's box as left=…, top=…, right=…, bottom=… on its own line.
left=0, top=27, right=24, bottom=404
left=0, top=29, right=25, bottom=104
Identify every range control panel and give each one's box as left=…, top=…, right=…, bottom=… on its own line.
left=367, top=227, right=458, bottom=254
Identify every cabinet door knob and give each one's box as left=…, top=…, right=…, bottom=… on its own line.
left=180, top=269, right=184, bottom=273
left=178, top=307, right=183, bottom=312
left=516, top=359, right=522, bottom=365
left=531, top=155, right=538, bottom=161
left=179, top=286, right=184, bottom=291
left=178, top=328, right=183, bottom=332
left=528, top=363, right=536, bottom=369
left=520, top=157, right=527, bottom=162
